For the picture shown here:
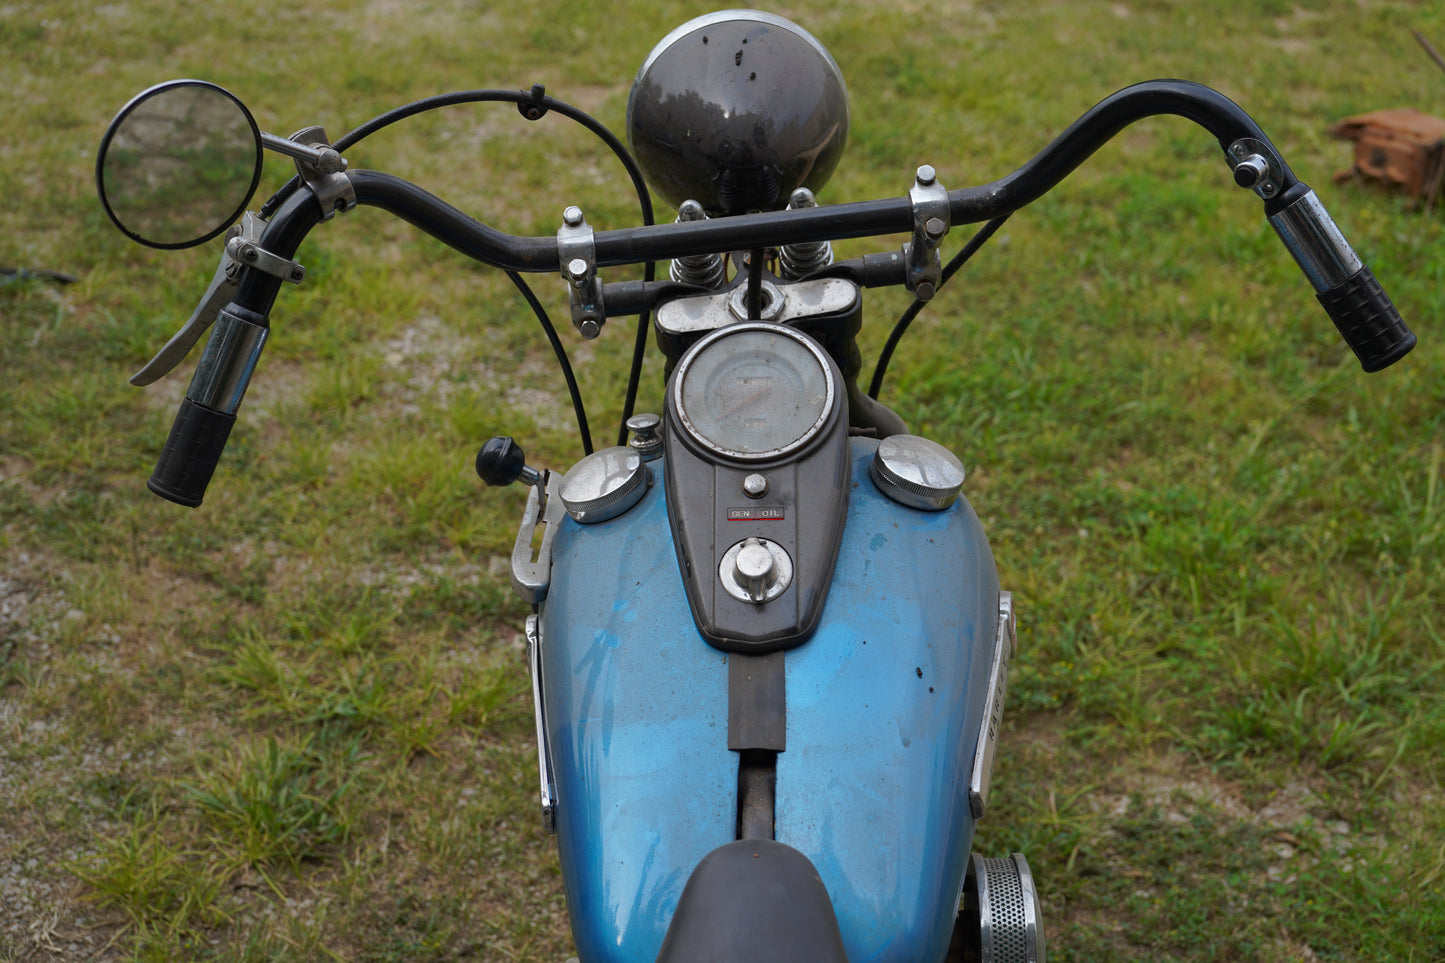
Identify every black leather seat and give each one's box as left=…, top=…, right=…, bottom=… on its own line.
left=655, top=839, right=851, bottom=962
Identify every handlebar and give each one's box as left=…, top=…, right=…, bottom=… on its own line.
left=147, top=79, right=1415, bottom=507
left=327, top=80, right=1297, bottom=271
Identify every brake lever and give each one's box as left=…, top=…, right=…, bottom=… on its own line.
left=129, top=235, right=240, bottom=386
left=130, top=212, right=306, bottom=386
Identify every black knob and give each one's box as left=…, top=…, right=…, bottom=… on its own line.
left=476, top=436, right=527, bottom=487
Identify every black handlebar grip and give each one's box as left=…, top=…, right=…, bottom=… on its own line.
left=147, top=398, right=237, bottom=508
left=1317, top=265, right=1416, bottom=373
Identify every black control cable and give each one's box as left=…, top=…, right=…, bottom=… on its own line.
left=868, top=214, right=1011, bottom=400
left=258, top=86, right=657, bottom=455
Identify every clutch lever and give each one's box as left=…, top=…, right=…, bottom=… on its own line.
left=129, top=212, right=305, bottom=386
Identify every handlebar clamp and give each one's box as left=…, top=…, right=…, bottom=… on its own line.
left=905, top=165, right=949, bottom=301
left=558, top=205, right=605, bottom=339
left=225, top=234, right=306, bottom=286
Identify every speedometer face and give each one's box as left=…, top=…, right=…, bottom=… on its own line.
left=674, top=324, right=836, bottom=461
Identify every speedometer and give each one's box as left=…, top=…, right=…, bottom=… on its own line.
left=672, top=323, right=837, bottom=461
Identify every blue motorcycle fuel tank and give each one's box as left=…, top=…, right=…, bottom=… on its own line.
left=534, top=438, right=1003, bottom=962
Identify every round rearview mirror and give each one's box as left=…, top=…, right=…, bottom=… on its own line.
left=97, top=80, right=263, bottom=249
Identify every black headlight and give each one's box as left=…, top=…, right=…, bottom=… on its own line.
left=627, top=10, right=850, bottom=216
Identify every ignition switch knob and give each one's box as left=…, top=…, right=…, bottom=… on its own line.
left=719, top=537, right=793, bottom=605
left=735, top=539, right=778, bottom=602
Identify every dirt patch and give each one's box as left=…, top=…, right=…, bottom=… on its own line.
left=0, top=547, right=251, bottom=961
left=0, top=568, right=125, bottom=962
left=376, top=313, right=577, bottom=430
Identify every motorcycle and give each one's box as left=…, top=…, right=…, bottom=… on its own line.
left=94, top=10, right=1415, bottom=962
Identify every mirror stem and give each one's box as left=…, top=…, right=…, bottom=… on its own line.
left=259, top=132, right=346, bottom=174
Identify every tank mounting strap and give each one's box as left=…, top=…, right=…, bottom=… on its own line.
left=728, top=652, right=786, bottom=752
left=969, top=591, right=1016, bottom=818
left=730, top=652, right=785, bottom=841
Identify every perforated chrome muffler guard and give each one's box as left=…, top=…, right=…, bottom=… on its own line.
left=955, top=852, right=1046, bottom=963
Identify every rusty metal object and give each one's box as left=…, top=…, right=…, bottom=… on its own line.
left=1329, top=108, right=1445, bottom=207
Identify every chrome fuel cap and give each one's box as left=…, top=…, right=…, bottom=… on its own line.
left=559, top=447, right=650, bottom=523
left=870, top=435, right=965, bottom=511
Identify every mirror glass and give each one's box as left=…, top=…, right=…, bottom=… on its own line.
left=97, top=80, right=263, bottom=249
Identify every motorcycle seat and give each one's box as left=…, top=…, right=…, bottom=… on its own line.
left=655, top=839, right=851, bottom=963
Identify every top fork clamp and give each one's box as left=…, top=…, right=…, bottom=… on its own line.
left=905, top=165, right=949, bottom=301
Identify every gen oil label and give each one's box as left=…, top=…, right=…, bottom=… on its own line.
left=727, top=505, right=785, bottom=521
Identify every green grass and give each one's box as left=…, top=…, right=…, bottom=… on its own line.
left=2, top=0, right=1443, bottom=960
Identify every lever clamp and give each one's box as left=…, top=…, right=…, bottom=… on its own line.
left=224, top=211, right=306, bottom=284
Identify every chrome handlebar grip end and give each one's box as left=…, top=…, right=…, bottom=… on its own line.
left=1267, top=184, right=1416, bottom=372
left=188, top=304, right=270, bottom=413
left=148, top=302, right=270, bottom=507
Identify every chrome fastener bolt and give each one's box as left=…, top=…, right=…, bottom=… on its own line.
left=563, top=206, right=584, bottom=227
left=742, top=473, right=769, bottom=498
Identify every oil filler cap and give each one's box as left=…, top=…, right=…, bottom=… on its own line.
left=559, top=447, right=650, bottom=523
left=870, top=435, right=965, bottom=511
